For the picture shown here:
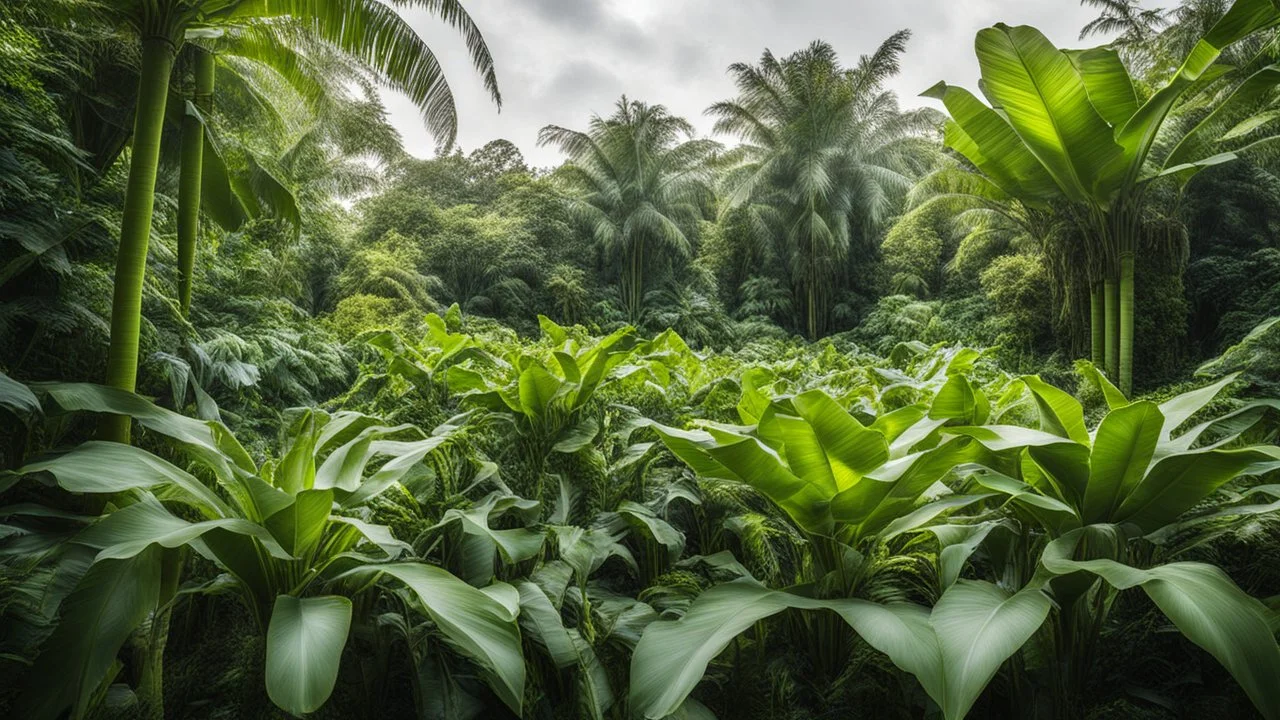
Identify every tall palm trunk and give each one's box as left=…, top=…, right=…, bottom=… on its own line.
left=1090, top=283, right=1105, bottom=366
left=625, top=236, right=644, bottom=322
left=807, top=283, right=817, bottom=340
left=100, top=36, right=177, bottom=444
left=1104, top=276, right=1119, bottom=382
left=1118, top=252, right=1135, bottom=396
left=177, top=48, right=215, bottom=317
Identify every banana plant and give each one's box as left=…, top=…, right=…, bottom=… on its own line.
left=925, top=0, right=1280, bottom=394
left=934, top=372, right=1280, bottom=717
left=2, top=382, right=524, bottom=719
left=359, top=309, right=488, bottom=404
left=447, top=316, right=646, bottom=498
left=632, top=378, right=1017, bottom=717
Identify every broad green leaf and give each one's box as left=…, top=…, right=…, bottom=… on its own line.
left=552, top=525, right=636, bottom=585
left=1039, top=532, right=1280, bottom=719
left=265, top=595, right=352, bottom=716
left=1160, top=399, right=1280, bottom=455
left=1020, top=375, right=1088, bottom=444
left=538, top=314, right=569, bottom=345
left=921, top=421, right=1078, bottom=452
left=313, top=432, right=376, bottom=492
left=198, top=113, right=251, bottom=231
left=647, top=423, right=737, bottom=481
left=1023, top=443, right=1091, bottom=507
left=1113, top=445, right=1280, bottom=533
left=1074, top=360, right=1128, bottom=409
left=930, top=523, right=1001, bottom=588
left=822, top=598, right=945, bottom=705
left=278, top=410, right=318, bottom=494
left=1123, top=0, right=1280, bottom=173
left=771, top=411, right=839, bottom=495
left=553, top=415, right=598, bottom=453
left=360, top=563, right=525, bottom=714
left=0, top=370, right=39, bottom=419
left=570, top=629, right=614, bottom=719
left=617, top=501, right=685, bottom=563
left=1167, top=65, right=1280, bottom=167
left=965, top=467, right=1080, bottom=534
left=35, top=382, right=241, bottom=477
left=328, top=516, right=411, bottom=558
left=340, top=436, right=449, bottom=507
left=76, top=493, right=291, bottom=561
left=1083, top=401, right=1163, bottom=523
left=1156, top=372, right=1239, bottom=442
left=15, top=545, right=161, bottom=720
left=516, top=580, right=577, bottom=668
left=1067, top=47, right=1138, bottom=126
left=791, top=389, right=890, bottom=484
left=705, top=434, right=830, bottom=533
left=629, top=580, right=917, bottom=719
left=736, top=367, right=773, bottom=424
left=871, top=404, right=929, bottom=446
left=975, top=24, right=1124, bottom=201
left=516, top=581, right=614, bottom=717
left=264, top=489, right=334, bottom=557
left=518, top=363, right=564, bottom=419
left=920, top=83, right=1060, bottom=202
left=832, top=439, right=976, bottom=539
left=881, top=493, right=997, bottom=540
left=930, top=375, right=988, bottom=424
left=19, top=441, right=229, bottom=518
left=433, top=496, right=545, bottom=565
left=930, top=580, right=1052, bottom=719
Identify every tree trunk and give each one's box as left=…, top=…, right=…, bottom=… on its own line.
left=1090, top=282, right=1105, bottom=367
left=177, top=48, right=215, bottom=317
left=1104, top=276, right=1119, bottom=381
left=1118, top=252, right=1135, bottom=396
left=807, top=283, right=817, bottom=340
left=100, top=37, right=177, bottom=443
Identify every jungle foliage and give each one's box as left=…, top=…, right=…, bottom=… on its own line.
left=2, top=0, right=1280, bottom=719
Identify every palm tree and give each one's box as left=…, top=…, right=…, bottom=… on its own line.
left=1080, top=0, right=1170, bottom=72
left=96, top=0, right=500, bottom=444
left=709, top=34, right=939, bottom=339
left=539, top=97, right=719, bottom=322
left=173, top=19, right=414, bottom=318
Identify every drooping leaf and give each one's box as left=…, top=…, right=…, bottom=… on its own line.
left=265, top=595, right=352, bottom=716
left=1039, top=532, right=1280, bottom=719
left=355, top=563, right=525, bottom=714
left=15, top=546, right=162, bottom=720
left=929, top=580, right=1052, bottom=719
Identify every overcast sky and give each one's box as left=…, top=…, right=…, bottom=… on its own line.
left=385, top=0, right=1117, bottom=168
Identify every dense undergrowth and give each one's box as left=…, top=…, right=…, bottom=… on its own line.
left=2, top=313, right=1278, bottom=720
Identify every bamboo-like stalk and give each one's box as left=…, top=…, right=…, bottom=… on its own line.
left=1090, top=282, right=1105, bottom=366
left=1118, top=252, right=1135, bottom=396
left=100, top=36, right=178, bottom=443
left=1104, top=275, right=1119, bottom=379
left=177, top=47, right=215, bottom=317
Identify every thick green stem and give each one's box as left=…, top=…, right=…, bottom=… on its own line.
left=177, top=48, right=215, bottom=317
left=1118, top=252, right=1135, bottom=397
left=1089, top=282, right=1104, bottom=366
left=100, top=37, right=176, bottom=443
left=136, top=547, right=184, bottom=720
left=1104, top=276, right=1119, bottom=381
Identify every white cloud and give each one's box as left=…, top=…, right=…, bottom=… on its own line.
left=384, top=0, right=1111, bottom=167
